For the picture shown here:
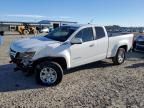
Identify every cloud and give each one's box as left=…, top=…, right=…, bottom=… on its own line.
left=0, top=14, right=74, bottom=22
left=5, top=15, right=72, bottom=19
left=6, top=14, right=46, bottom=18
left=3, top=15, right=72, bottom=20
left=59, top=16, right=72, bottom=19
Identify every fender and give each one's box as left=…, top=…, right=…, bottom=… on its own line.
left=113, top=40, right=129, bottom=57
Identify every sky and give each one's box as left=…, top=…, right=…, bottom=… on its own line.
left=0, top=0, right=144, bottom=26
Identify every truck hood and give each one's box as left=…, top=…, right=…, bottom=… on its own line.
left=11, top=36, right=61, bottom=52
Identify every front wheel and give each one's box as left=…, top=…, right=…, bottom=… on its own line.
left=112, top=48, right=126, bottom=65
left=36, top=61, right=63, bottom=86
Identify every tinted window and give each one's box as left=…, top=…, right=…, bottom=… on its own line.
left=75, top=27, right=94, bottom=42
left=95, top=27, right=105, bottom=39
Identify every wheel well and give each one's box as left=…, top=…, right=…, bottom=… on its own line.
left=119, top=45, right=127, bottom=52
left=52, top=57, right=67, bottom=70
left=33, top=57, right=67, bottom=70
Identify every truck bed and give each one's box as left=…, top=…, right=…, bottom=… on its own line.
left=108, top=32, right=131, bottom=37
left=107, top=33, right=134, bottom=58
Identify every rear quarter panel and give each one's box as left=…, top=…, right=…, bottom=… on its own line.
left=107, top=34, right=133, bottom=58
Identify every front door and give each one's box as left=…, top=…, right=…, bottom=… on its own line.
left=70, top=27, right=96, bottom=67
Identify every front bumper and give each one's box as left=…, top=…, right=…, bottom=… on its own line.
left=10, top=55, right=34, bottom=72
left=135, top=44, right=144, bottom=52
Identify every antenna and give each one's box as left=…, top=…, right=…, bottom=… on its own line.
left=88, top=19, right=94, bottom=24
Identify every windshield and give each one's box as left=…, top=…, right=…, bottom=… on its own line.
left=45, top=26, right=78, bottom=42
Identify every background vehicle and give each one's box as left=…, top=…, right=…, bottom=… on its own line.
left=133, top=35, right=144, bottom=52
left=18, top=23, right=38, bottom=35
left=40, top=27, right=49, bottom=33
left=9, top=24, right=134, bottom=86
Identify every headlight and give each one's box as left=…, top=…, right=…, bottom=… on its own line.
left=18, top=52, right=35, bottom=59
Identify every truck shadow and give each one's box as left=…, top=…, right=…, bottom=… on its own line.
left=125, top=63, right=144, bottom=69
left=65, top=61, right=114, bottom=75
left=0, top=64, right=43, bottom=92
left=126, top=52, right=144, bottom=61
left=0, top=61, right=113, bottom=93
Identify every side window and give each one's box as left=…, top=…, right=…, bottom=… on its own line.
left=95, top=27, right=105, bottom=39
left=75, top=27, right=94, bottom=42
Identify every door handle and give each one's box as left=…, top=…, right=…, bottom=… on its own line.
left=89, top=44, right=95, bottom=47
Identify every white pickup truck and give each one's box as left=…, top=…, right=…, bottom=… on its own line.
left=9, top=24, right=133, bottom=86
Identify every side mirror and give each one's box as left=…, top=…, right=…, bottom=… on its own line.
left=71, top=38, right=83, bottom=44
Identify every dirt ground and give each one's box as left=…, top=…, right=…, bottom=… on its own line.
left=0, top=34, right=144, bottom=108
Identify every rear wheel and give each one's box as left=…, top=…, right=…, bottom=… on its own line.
left=36, top=61, right=63, bottom=86
left=112, top=48, right=126, bottom=65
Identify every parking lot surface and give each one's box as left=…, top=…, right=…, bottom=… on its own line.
left=0, top=35, right=144, bottom=107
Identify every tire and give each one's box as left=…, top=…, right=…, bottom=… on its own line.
left=23, top=29, right=29, bottom=35
left=112, top=48, right=126, bottom=65
left=36, top=61, right=63, bottom=86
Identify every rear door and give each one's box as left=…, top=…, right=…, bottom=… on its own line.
left=94, top=27, right=108, bottom=59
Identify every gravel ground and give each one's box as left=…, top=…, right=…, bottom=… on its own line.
left=0, top=34, right=144, bottom=108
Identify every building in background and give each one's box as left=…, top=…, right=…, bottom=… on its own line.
left=0, top=20, right=77, bottom=35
